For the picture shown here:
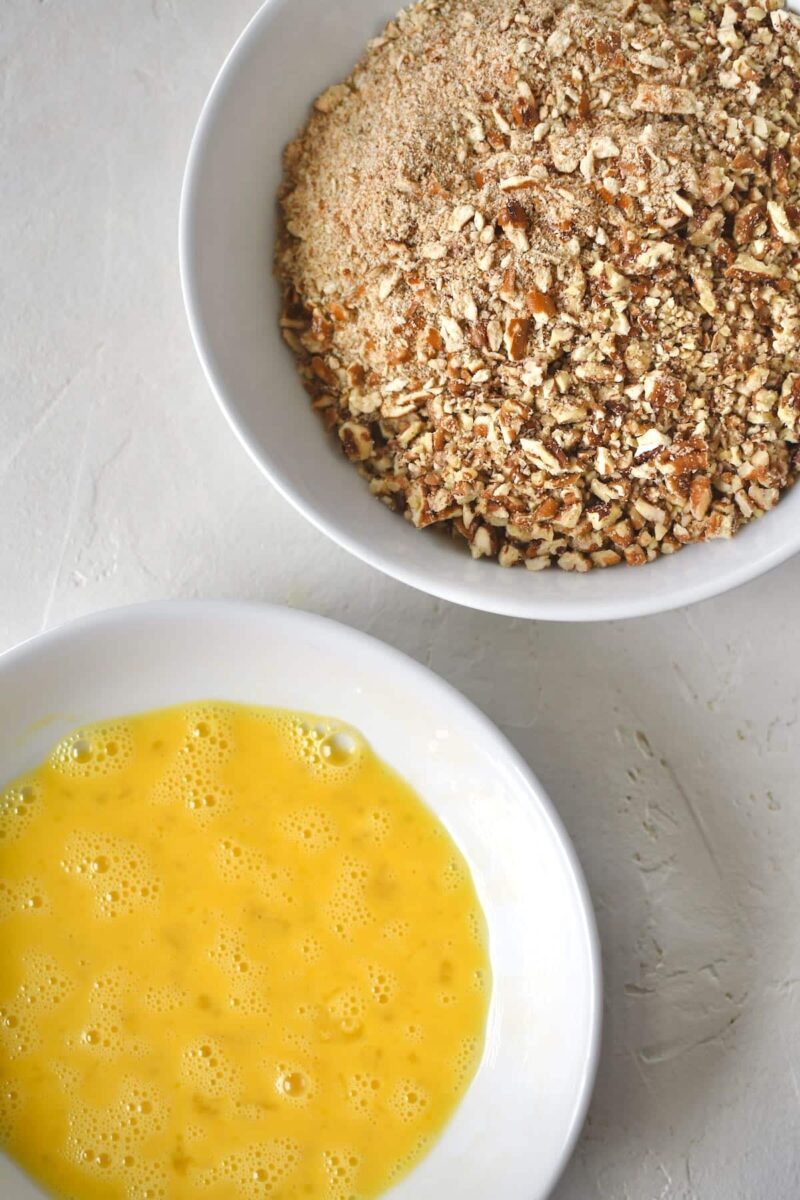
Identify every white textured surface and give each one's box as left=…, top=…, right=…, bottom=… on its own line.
left=1, top=3, right=799, bottom=1198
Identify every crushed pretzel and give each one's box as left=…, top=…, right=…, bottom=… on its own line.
left=277, top=0, right=800, bottom=571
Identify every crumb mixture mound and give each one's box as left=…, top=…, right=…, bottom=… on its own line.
left=277, top=0, right=800, bottom=571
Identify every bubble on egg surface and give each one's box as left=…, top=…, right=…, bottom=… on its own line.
left=17, top=952, right=73, bottom=1011
left=345, top=1072, right=382, bottom=1120
left=0, top=1078, right=23, bottom=1141
left=322, top=1146, right=361, bottom=1195
left=64, top=968, right=147, bottom=1061
left=441, top=856, right=469, bottom=893
left=388, top=1135, right=432, bottom=1183
left=179, top=705, right=235, bottom=766
left=151, top=761, right=231, bottom=826
left=364, top=807, right=391, bottom=844
left=214, top=838, right=296, bottom=912
left=147, top=704, right=236, bottom=823
left=283, top=717, right=363, bottom=781
left=324, top=855, right=373, bottom=942
left=0, top=780, right=40, bottom=844
left=141, top=982, right=189, bottom=1014
left=0, top=952, right=74, bottom=1061
left=380, top=917, right=409, bottom=943
left=279, top=805, right=339, bottom=852
left=403, top=1022, right=425, bottom=1045
left=366, top=963, right=397, bottom=1008
left=66, top=1078, right=168, bottom=1184
left=206, top=922, right=271, bottom=1015
left=60, top=832, right=161, bottom=919
left=51, top=1060, right=81, bottom=1095
left=0, top=876, right=50, bottom=919
left=388, top=1079, right=430, bottom=1124
left=291, top=931, right=322, bottom=964
left=272, top=1060, right=316, bottom=1105
left=50, top=721, right=134, bottom=778
left=325, top=986, right=367, bottom=1038
left=318, top=730, right=358, bottom=767
left=0, top=1001, right=38, bottom=1060
left=326, top=896, right=371, bottom=943
left=451, top=1034, right=482, bottom=1089
left=203, top=1138, right=300, bottom=1194
left=180, top=1039, right=241, bottom=1099
left=122, top=1159, right=169, bottom=1200
left=467, top=908, right=485, bottom=943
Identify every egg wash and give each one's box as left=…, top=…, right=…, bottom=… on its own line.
left=0, top=703, right=490, bottom=1200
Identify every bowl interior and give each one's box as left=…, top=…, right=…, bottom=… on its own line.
left=0, top=602, right=599, bottom=1200
left=181, top=0, right=800, bottom=620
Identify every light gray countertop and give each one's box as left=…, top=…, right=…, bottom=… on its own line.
left=2, top=3, right=799, bottom=1197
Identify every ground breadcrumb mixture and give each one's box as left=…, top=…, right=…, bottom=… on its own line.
left=277, top=0, right=800, bottom=571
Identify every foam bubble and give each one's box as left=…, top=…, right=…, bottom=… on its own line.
left=380, top=918, right=409, bottom=942
left=50, top=721, right=134, bottom=778
left=345, top=1072, right=382, bottom=1120
left=65, top=1078, right=168, bottom=1183
left=207, top=923, right=270, bottom=1015
left=61, top=832, right=161, bottom=919
left=279, top=806, right=339, bottom=852
left=141, top=982, right=188, bottom=1014
left=322, top=1147, right=361, bottom=1195
left=388, top=1079, right=430, bottom=1124
left=201, top=1138, right=300, bottom=1193
left=51, top=1061, right=80, bottom=1095
left=182, top=1122, right=206, bottom=1146
left=65, top=967, right=147, bottom=1060
left=149, top=705, right=234, bottom=823
left=388, top=1135, right=432, bottom=1183
left=452, top=1034, right=482, bottom=1089
left=283, top=718, right=363, bottom=781
left=0, top=780, right=40, bottom=844
left=366, top=964, right=397, bottom=1008
left=326, top=986, right=367, bottom=1038
left=18, top=952, right=72, bottom=1011
left=151, top=761, right=231, bottom=826
left=180, top=1039, right=240, bottom=1098
left=122, top=1160, right=168, bottom=1200
left=0, top=1078, right=22, bottom=1141
left=272, top=1060, right=316, bottom=1106
left=324, top=856, right=372, bottom=942
left=0, top=953, right=72, bottom=1061
left=325, top=894, right=370, bottom=942
left=0, top=876, right=49, bottom=919
left=0, top=1003, right=37, bottom=1060
left=295, top=933, right=322, bottom=964
left=365, top=807, right=391, bottom=843
left=283, top=1029, right=314, bottom=1056
left=176, top=705, right=235, bottom=770
left=442, top=856, right=469, bottom=893
left=467, top=908, right=484, bottom=943
left=215, top=839, right=295, bottom=911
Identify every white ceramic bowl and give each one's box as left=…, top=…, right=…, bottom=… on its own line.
left=0, top=601, right=599, bottom=1200
left=180, top=0, right=800, bottom=622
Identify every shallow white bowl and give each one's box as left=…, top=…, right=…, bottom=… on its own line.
left=0, top=601, right=599, bottom=1200
left=180, top=0, right=800, bottom=621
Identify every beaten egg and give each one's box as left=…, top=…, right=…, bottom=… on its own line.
left=0, top=702, right=490, bottom=1200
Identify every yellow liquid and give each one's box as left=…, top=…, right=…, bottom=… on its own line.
left=0, top=703, right=490, bottom=1200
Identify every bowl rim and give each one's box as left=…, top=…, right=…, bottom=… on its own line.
left=179, top=0, right=800, bottom=622
left=0, top=598, right=603, bottom=1199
